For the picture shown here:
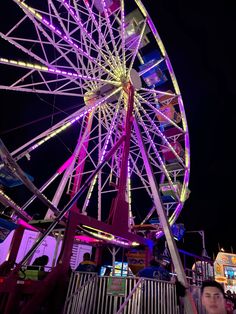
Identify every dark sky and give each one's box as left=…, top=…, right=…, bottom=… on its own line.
left=0, top=1, right=235, bottom=259
left=144, top=0, right=236, bottom=256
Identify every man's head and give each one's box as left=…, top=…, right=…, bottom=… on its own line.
left=149, top=259, right=159, bottom=267
left=40, top=255, right=49, bottom=266
left=83, top=252, right=91, bottom=261
left=201, top=280, right=227, bottom=314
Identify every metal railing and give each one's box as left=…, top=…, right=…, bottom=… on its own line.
left=64, top=272, right=179, bottom=314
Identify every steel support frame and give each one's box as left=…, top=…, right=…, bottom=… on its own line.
left=111, top=83, right=134, bottom=233
left=133, top=119, right=197, bottom=314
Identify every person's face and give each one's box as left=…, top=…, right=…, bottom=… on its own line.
left=201, top=286, right=226, bottom=314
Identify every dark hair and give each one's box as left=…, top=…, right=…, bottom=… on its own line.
left=201, top=280, right=225, bottom=295
left=32, top=255, right=49, bottom=266
left=83, top=252, right=91, bottom=260
left=149, top=259, right=159, bottom=267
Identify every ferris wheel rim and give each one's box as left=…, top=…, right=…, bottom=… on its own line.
left=0, top=0, right=190, bottom=240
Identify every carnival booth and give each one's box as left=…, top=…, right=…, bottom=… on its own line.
left=214, top=252, right=236, bottom=293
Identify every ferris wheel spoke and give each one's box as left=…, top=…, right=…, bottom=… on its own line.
left=127, top=19, right=147, bottom=77
left=131, top=135, right=163, bottom=176
left=135, top=97, right=186, bottom=171
left=48, top=0, right=97, bottom=87
left=0, top=189, right=32, bottom=221
left=0, top=32, right=57, bottom=71
left=8, top=68, right=88, bottom=96
left=60, top=0, right=119, bottom=75
left=81, top=103, right=122, bottom=215
left=140, top=205, right=156, bottom=225
left=15, top=2, right=84, bottom=74
left=0, top=84, right=85, bottom=97
left=139, top=88, right=177, bottom=97
left=135, top=114, right=183, bottom=196
left=0, top=51, right=116, bottom=97
left=128, top=153, right=153, bottom=197
left=133, top=109, right=180, bottom=202
left=98, top=0, right=123, bottom=71
left=136, top=92, right=184, bottom=133
left=120, top=0, right=126, bottom=75
left=12, top=86, right=122, bottom=161
left=83, top=1, right=121, bottom=71
left=131, top=117, right=171, bottom=221
left=80, top=89, right=126, bottom=215
left=14, top=0, right=118, bottom=82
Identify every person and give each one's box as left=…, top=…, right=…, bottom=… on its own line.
left=19, top=255, right=49, bottom=280
left=138, top=258, right=171, bottom=281
left=75, top=252, right=97, bottom=272
left=31, top=254, right=49, bottom=271
left=138, top=258, right=172, bottom=313
left=104, top=266, right=112, bottom=276
left=201, top=280, right=236, bottom=314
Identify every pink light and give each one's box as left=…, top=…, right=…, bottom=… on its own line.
left=57, top=155, right=74, bottom=174
left=18, top=218, right=38, bottom=231
left=75, top=235, right=100, bottom=243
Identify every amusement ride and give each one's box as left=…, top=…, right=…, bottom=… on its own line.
left=0, top=0, right=196, bottom=312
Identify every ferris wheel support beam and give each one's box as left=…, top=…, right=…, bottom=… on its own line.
left=0, top=138, right=61, bottom=215
left=70, top=112, right=94, bottom=199
left=111, top=83, right=134, bottom=233
left=15, top=134, right=126, bottom=267
left=45, top=111, right=94, bottom=219
left=133, top=119, right=197, bottom=314
left=0, top=189, right=32, bottom=221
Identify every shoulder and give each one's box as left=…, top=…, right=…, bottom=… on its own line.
left=82, top=260, right=96, bottom=265
left=153, top=266, right=171, bottom=281
left=139, top=267, right=159, bottom=278
left=76, top=261, right=97, bottom=272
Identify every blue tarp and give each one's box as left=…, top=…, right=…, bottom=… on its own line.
left=0, top=218, right=18, bottom=243
left=0, top=166, right=34, bottom=188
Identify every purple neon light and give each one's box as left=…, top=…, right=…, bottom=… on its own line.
left=82, top=104, right=121, bottom=211
left=16, top=0, right=103, bottom=69
left=165, top=58, right=174, bottom=76
left=40, top=15, right=92, bottom=60
left=30, top=91, right=120, bottom=152
left=60, top=0, right=119, bottom=77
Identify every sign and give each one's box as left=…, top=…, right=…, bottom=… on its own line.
left=107, top=277, right=126, bottom=296
left=126, top=251, right=146, bottom=275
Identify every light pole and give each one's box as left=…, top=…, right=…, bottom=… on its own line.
left=185, top=230, right=209, bottom=258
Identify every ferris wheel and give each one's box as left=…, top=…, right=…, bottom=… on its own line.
left=0, top=0, right=190, bottom=245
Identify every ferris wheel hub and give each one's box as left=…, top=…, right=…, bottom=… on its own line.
left=130, top=69, right=142, bottom=90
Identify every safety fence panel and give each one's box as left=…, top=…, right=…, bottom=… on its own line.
left=63, top=272, right=179, bottom=314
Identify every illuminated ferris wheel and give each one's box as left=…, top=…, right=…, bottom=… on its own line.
left=0, top=0, right=190, bottom=244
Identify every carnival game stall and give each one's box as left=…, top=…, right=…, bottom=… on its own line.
left=214, top=252, right=236, bottom=293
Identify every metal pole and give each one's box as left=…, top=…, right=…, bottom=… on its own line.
left=186, top=230, right=208, bottom=257
left=133, top=120, right=197, bottom=314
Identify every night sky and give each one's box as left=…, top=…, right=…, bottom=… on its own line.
left=144, top=0, right=236, bottom=257
left=0, top=1, right=235, bottom=259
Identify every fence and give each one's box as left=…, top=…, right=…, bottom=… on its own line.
left=64, top=272, right=179, bottom=314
